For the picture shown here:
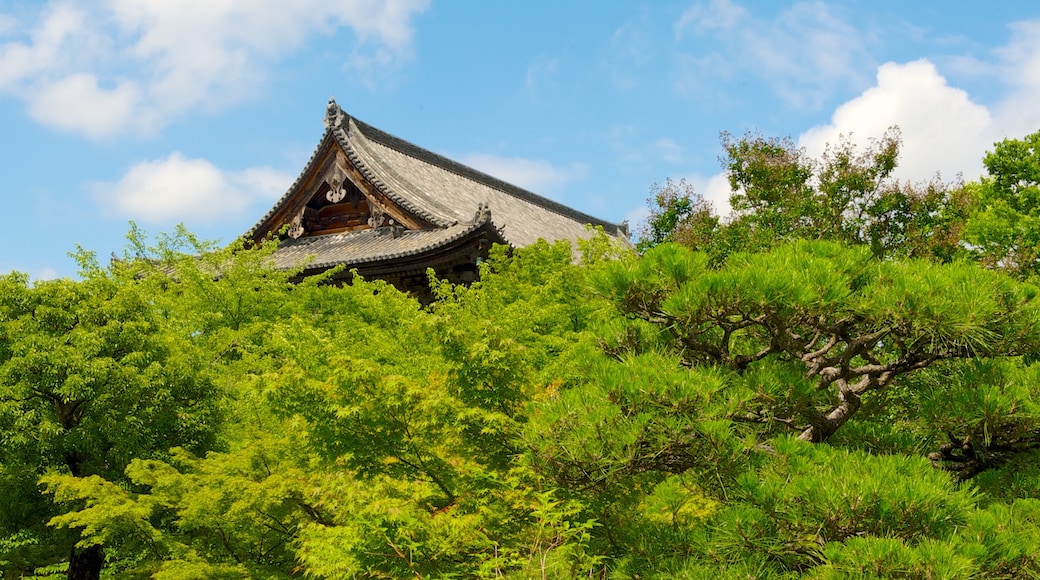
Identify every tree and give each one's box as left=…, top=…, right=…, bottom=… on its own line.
left=522, top=240, right=1040, bottom=576
left=31, top=237, right=609, bottom=578
left=0, top=226, right=310, bottom=579
left=11, top=223, right=1040, bottom=577
left=964, top=129, right=1040, bottom=276
left=642, top=128, right=972, bottom=263
left=593, top=240, right=1040, bottom=443
left=637, top=179, right=719, bottom=253
left=0, top=259, right=222, bottom=577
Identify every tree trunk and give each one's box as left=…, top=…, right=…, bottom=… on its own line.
left=798, top=383, right=862, bottom=443
left=68, top=545, right=104, bottom=580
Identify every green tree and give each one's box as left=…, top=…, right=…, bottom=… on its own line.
left=520, top=239, right=1040, bottom=574
left=0, top=260, right=222, bottom=577
left=637, top=179, right=719, bottom=253
left=0, top=225, right=310, bottom=579
left=964, top=129, right=1040, bottom=276
left=594, top=241, right=1040, bottom=443
left=642, top=128, right=972, bottom=263
left=34, top=237, right=609, bottom=578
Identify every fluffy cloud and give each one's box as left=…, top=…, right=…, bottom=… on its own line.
left=799, top=60, right=993, bottom=183
left=28, top=73, right=145, bottom=138
left=688, top=44, right=1040, bottom=216
left=461, top=154, right=586, bottom=199
left=0, top=4, right=90, bottom=88
left=0, top=0, right=429, bottom=137
left=688, top=172, right=732, bottom=214
left=796, top=16, right=1040, bottom=187
left=93, top=153, right=292, bottom=225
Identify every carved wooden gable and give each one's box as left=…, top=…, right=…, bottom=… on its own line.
left=260, top=141, right=431, bottom=242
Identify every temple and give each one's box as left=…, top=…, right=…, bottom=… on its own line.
left=246, top=99, right=629, bottom=299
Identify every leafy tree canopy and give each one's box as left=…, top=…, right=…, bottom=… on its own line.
left=642, top=128, right=972, bottom=263
left=964, top=129, right=1040, bottom=276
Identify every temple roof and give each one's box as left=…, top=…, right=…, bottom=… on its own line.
left=247, top=99, right=628, bottom=272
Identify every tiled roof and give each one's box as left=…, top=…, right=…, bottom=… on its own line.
left=342, top=114, right=627, bottom=241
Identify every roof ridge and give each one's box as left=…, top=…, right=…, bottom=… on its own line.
left=346, top=115, right=625, bottom=237
left=337, top=119, right=459, bottom=227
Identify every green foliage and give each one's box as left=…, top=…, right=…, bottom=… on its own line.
left=605, top=129, right=1040, bottom=577
left=0, top=233, right=233, bottom=575
left=594, top=240, right=1040, bottom=447
left=525, top=351, right=751, bottom=493
left=965, top=129, right=1040, bottom=276
left=641, top=128, right=971, bottom=264
left=741, top=439, right=977, bottom=545
left=637, top=179, right=720, bottom=253
left=7, top=211, right=1040, bottom=578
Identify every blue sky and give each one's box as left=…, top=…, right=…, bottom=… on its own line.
left=2, top=0, right=1040, bottom=279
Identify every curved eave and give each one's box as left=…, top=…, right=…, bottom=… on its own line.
left=271, top=214, right=504, bottom=274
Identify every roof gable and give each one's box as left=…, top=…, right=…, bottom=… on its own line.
left=247, top=129, right=436, bottom=244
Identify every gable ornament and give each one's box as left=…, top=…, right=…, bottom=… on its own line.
left=324, top=98, right=345, bottom=129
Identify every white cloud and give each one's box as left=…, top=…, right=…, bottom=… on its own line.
left=27, top=73, right=145, bottom=138
left=0, top=13, right=15, bottom=35
left=689, top=172, right=732, bottom=215
left=674, top=14, right=1040, bottom=217
left=93, top=153, right=293, bottom=225
left=604, top=12, right=656, bottom=90
left=675, top=0, right=872, bottom=108
left=795, top=19, right=1040, bottom=187
left=461, top=154, right=585, bottom=198
left=0, top=0, right=430, bottom=138
left=799, top=60, right=993, bottom=183
left=233, top=166, right=294, bottom=201
left=702, top=25, right=1040, bottom=212
left=654, top=138, right=684, bottom=163
left=0, top=4, right=91, bottom=89
left=606, top=126, right=692, bottom=173
left=524, top=56, right=560, bottom=95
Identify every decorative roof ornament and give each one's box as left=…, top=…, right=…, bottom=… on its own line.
left=473, top=201, right=491, bottom=224
left=288, top=215, right=305, bottom=239
left=368, top=202, right=387, bottom=228
left=326, top=177, right=347, bottom=203
left=324, top=97, right=345, bottom=129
